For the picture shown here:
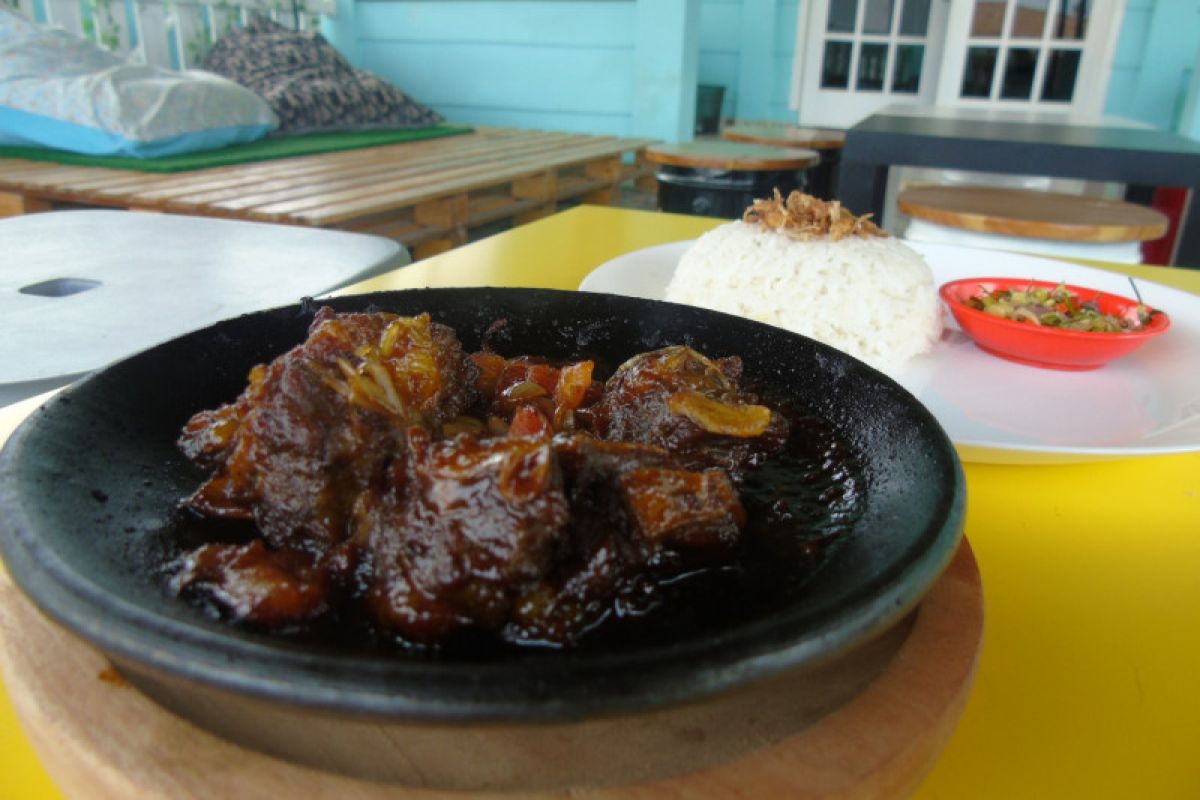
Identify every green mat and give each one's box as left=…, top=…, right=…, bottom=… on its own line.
left=0, top=125, right=474, bottom=173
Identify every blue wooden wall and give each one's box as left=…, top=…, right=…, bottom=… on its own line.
left=1104, top=0, right=1200, bottom=132
left=1181, top=48, right=1200, bottom=138
left=697, top=0, right=799, bottom=125
left=327, top=0, right=697, bottom=142
left=325, top=0, right=1200, bottom=140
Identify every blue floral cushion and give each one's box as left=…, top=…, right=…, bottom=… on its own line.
left=0, top=9, right=278, bottom=157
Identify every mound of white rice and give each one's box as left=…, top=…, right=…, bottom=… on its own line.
left=664, top=220, right=942, bottom=375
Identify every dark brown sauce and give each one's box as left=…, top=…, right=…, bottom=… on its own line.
left=173, top=401, right=864, bottom=661
left=168, top=317, right=867, bottom=659
left=562, top=408, right=864, bottom=656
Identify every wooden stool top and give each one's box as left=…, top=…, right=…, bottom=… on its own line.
left=897, top=185, right=1170, bottom=243
left=723, top=122, right=846, bottom=151
left=645, top=140, right=820, bottom=171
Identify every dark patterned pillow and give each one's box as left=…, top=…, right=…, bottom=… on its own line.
left=202, top=16, right=443, bottom=134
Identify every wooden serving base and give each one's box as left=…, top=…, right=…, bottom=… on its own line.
left=0, top=542, right=983, bottom=800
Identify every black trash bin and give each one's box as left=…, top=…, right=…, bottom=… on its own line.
left=656, top=166, right=809, bottom=218
left=722, top=123, right=847, bottom=200
left=646, top=142, right=821, bottom=219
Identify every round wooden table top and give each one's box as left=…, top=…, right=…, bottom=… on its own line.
left=897, top=185, right=1170, bottom=243
left=722, top=122, right=846, bottom=151
left=645, top=140, right=820, bottom=171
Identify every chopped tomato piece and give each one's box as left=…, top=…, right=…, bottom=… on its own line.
left=508, top=403, right=552, bottom=438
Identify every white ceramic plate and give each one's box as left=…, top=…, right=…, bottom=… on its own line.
left=579, top=240, right=1200, bottom=464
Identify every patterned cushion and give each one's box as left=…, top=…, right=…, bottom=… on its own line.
left=203, top=17, right=443, bottom=134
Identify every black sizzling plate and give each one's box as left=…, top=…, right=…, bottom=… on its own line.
left=0, top=288, right=965, bottom=722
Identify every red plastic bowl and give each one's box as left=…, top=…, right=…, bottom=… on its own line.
left=939, top=278, right=1171, bottom=371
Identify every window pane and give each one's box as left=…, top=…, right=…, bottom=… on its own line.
left=854, top=43, right=892, bottom=91
left=1010, top=0, right=1050, bottom=38
left=1052, top=0, right=1088, bottom=40
left=857, top=43, right=888, bottom=91
left=970, top=0, right=1004, bottom=37
left=961, top=46, right=998, bottom=97
left=828, top=0, right=857, bottom=33
left=821, top=40, right=853, bottom=88
left=1001, top=47, right=1038, bottom=99
left=899, top=0, right=931, bottom=36
left=1041, top=48, right=1080, bottom=101
left=863, top=0, right=895, bottom=34
left=892, top=44, right=924, bottom=93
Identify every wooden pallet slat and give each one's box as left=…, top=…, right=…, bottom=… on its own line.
left=512, top=171, right=557, bottom=202
left=584, top=155, right=624, bottom=182
left=284, top=140, right=654, bottom=225
left=0, top=161, right=73, bottom=179
left=0, top=192, right=51, bottom=215
left=0, top=128, right=658, bottom=259
left=557, top=174, right=619, bottom=201
left=0, top=128, right=530, bottom=201
left=3, top=164, right=144, bottom=192
left=466, top=194, right=545, bottom=228
left=156, top=132, right=587, bottom=211
left=121, top=129, right=575, bottom=202
left=238, top=142, right=620, bottom=221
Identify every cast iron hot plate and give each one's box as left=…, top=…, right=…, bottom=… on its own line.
left=0, top=288, right=964, bottom=724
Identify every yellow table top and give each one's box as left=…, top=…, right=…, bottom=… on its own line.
left=3, top=205, right=1200, bottom=799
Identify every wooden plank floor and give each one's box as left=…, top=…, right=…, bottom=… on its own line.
left=0, top=127, right=657, bottom=259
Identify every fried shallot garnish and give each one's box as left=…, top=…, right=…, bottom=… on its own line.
left=743, top=189, right=886, bottom=242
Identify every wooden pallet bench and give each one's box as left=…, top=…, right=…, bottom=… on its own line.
left=0, top=127, right=657, bottom=259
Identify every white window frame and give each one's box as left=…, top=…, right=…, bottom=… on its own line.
left=791, top=0, right=1127, bottom=126
left=790, top=0, right=949, bottom=128
left=934, top=0, right=1125, bottom=116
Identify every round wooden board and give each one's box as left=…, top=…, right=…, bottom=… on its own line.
left=0, top=541, right=983, bottom=800
left=722, top=123, right=846, bottom=151
left=897, top=185, right=1170, bottom=242
left=645, top=141, right=821, bottom=171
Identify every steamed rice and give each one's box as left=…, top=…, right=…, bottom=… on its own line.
left=664, top=219, right=942, bottom=375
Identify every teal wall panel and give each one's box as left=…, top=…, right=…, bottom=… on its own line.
left=769, top=52, right=796, bottom=117
left=633, top=1, right=700, bottom=142
left=349, top=0, right=637, bottom=136
left=699, top=0, right=742, bottom=44
left=699, top=53, right=740, bottom=85
left=697, top=0, right=799, bottom=124
left=326, top=0, right=696, bottom=141
left=429, top=107, right=637, bottom=134
left=772, top=0, right=799, bottom=53
left=354, top=0, right=634, bottom=47
left=735, top=0, right=776, bottom=120
left=1105, top=0, right=1200, bottom=133
left=325, top=0, right=360, bottom=64
left=1111, top=0, right=1151, bottom=68
left=1181, top=49, right=1200, bottom=137
left=697, top=0, right=740, bottom=122
left=769, top=1, right=800, bottom=120
left=359, top=42, right=634, bottom=113
left=1105, top=71, right=1139, bottom=116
